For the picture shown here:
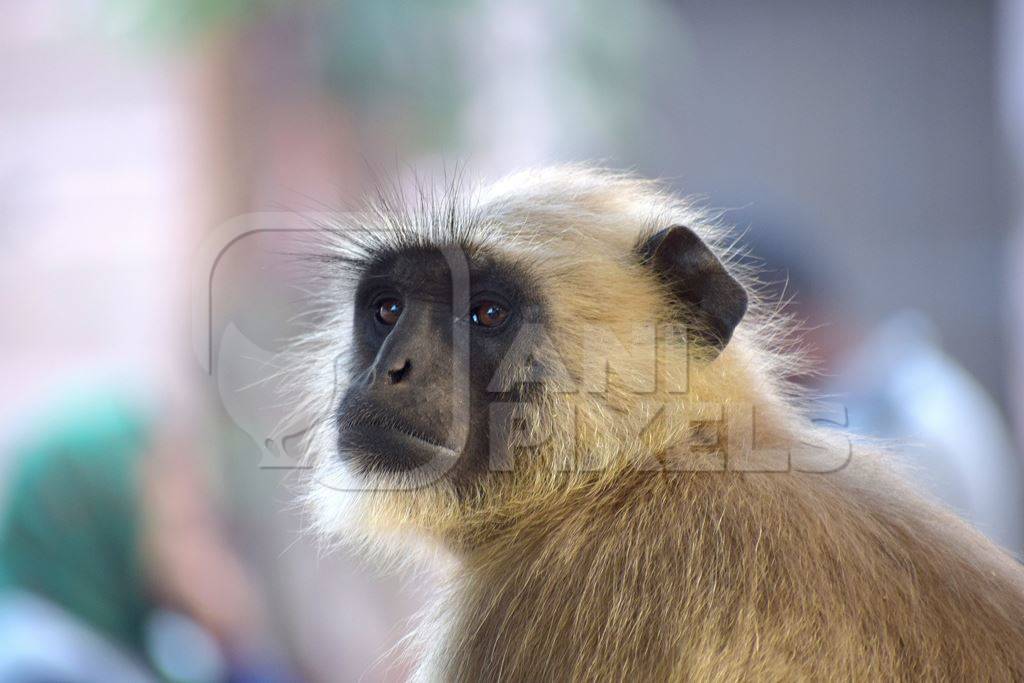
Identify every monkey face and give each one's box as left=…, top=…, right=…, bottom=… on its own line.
left=331, top=226, right=747, bottom=497
left=334, top=245, right=544, bottom=488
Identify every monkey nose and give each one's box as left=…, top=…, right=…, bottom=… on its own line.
left=386, top=358, right=412, bottom=384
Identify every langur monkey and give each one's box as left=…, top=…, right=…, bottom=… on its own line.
left=295, top=167, right=1024, bottom=680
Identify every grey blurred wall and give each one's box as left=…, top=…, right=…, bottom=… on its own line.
left=629, top=0, right=1010, bottom=411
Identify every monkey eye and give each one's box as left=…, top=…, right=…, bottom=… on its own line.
left=375, top=298, right=402, bottom=326
left=470, top=301, right=509, bottom=328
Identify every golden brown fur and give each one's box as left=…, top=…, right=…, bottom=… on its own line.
left=296, top=167, right=1024, bottom=681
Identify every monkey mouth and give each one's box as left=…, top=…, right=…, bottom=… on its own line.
left=351, top=415, right=457, bottom=453
left=337, top=408, right=460, bottom=475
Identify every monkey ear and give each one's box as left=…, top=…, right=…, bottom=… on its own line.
left=636, top=225, right=748, bottom=351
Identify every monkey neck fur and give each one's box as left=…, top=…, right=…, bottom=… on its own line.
left=425, top=458, right=868, bottom=682
left=415, top=358, right=810, bottom=680
left=413, top=445, right=1024, bottom=681
left=421, top=472, right=679, bottom=680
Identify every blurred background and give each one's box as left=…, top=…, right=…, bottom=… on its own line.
left=3, top=0, right=1024, bottom=680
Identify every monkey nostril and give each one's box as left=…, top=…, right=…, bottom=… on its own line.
left=386, top=358, right=411, bottom=384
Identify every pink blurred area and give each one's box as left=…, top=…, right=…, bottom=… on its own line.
left=0, top=3, right=193, bottom=431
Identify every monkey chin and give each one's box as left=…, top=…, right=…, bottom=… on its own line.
left=306, top=435, right=468, bottom=556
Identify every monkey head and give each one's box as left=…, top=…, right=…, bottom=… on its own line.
left=303, top=168, right=754, bottom=551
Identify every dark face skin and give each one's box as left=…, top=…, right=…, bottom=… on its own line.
left=336, top=246, right=542, bottom=486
